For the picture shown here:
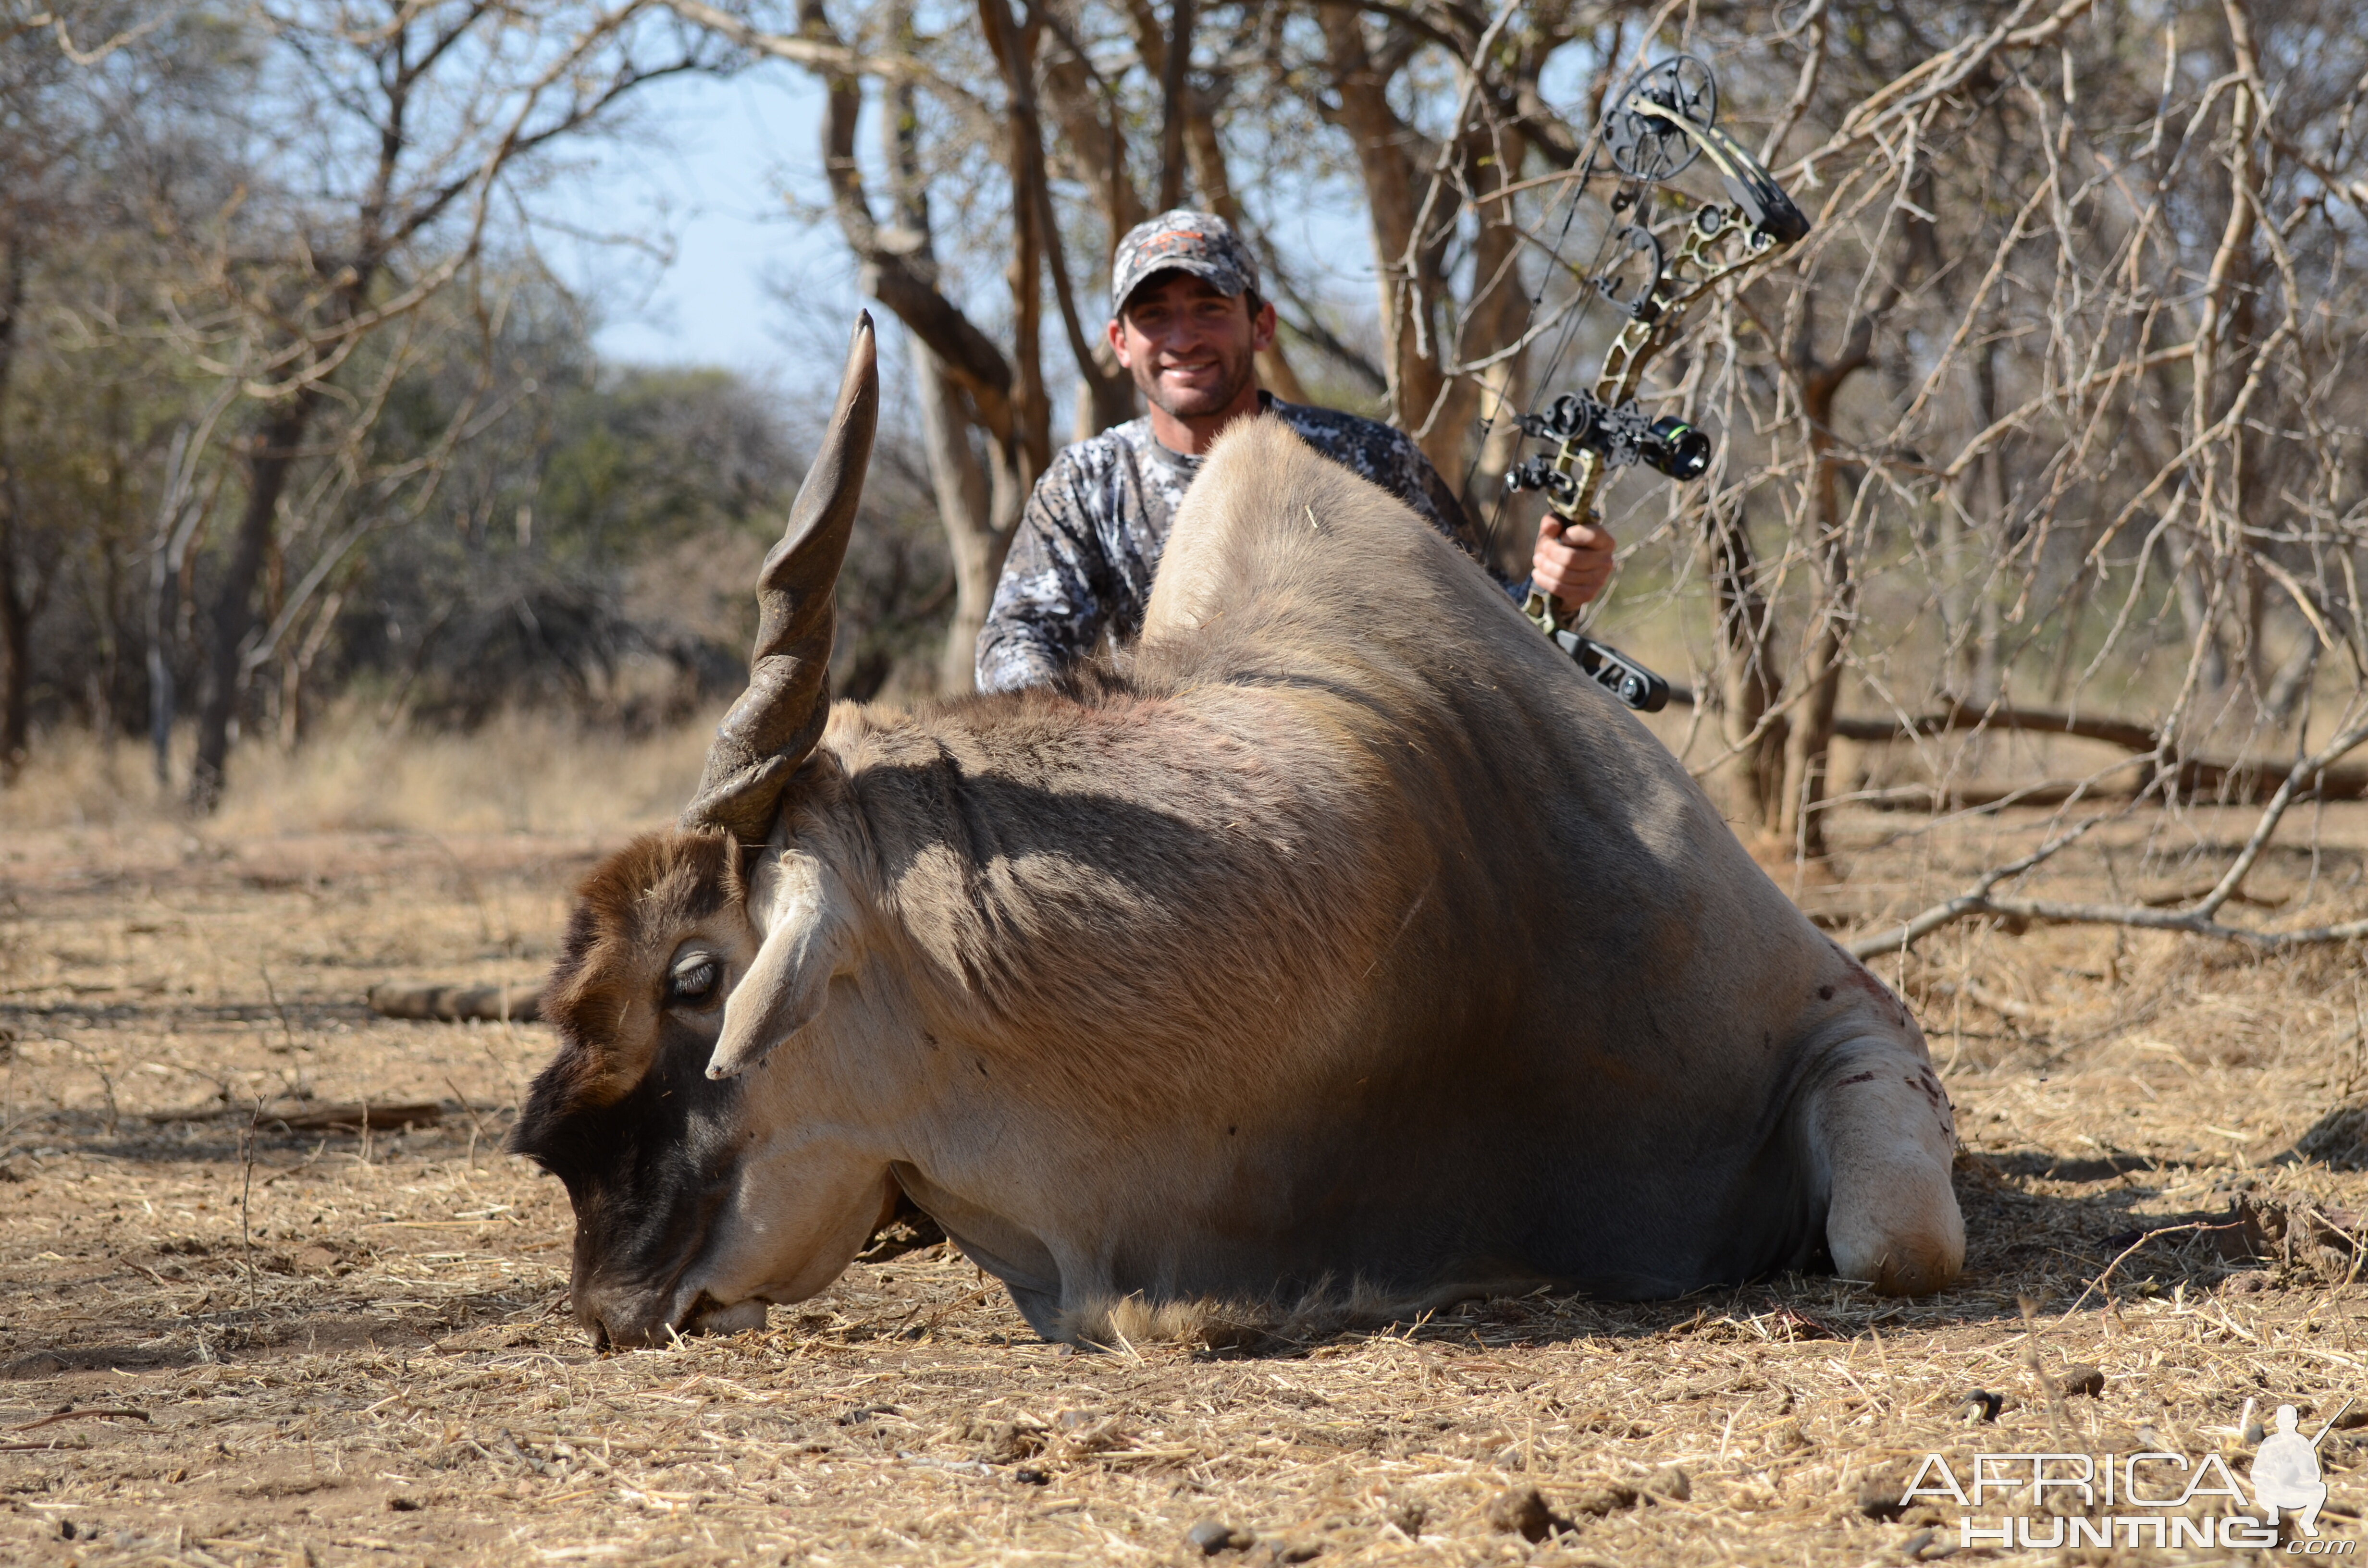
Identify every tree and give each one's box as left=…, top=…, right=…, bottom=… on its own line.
left=167, top=0, right=719, bottom=808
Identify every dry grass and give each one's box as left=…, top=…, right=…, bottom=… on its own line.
left=5, top=731, right=2368, bottom=1566
left=7, top=709, right=714, bottom=838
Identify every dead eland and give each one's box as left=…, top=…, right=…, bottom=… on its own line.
left=510, top=315, right=1964, bottom=1348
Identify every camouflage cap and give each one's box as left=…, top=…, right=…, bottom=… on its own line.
left=1111, top=209, right=1261, bottom=312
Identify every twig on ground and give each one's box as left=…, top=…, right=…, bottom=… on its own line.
left=2058, top=1220, right=2233, bottom=1322
left=239, top=1097, right=261, bottom=1307
left=1853, top=716, right=2368, bottom=958
left=444, top=1075, right=488, bottom=1165
left=8, top=1408, right=150, bottom=1431
left=259, top=965, right=299, bottom=1054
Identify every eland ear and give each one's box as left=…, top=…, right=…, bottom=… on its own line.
left=682, top=312, right=879, bottom=845
left=707, top=854, right=843, bottom=1080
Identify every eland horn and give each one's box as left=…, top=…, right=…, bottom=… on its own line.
left=680, top=311, right=879, bottom=843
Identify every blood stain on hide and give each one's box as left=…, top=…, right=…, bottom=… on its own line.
left=1844, top=968, right=1887, bottom=999
left=1818, top=985, right=1835, bottom=1000
left=1830, top=960, right=1916, bottom=1030
left=1834, top=1071, right=1879, bottom=1088
left=1907, top=1072, right=1954, bottom=1134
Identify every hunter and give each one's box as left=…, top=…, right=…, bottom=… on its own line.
left=974, top=209, right=1613, bottom=692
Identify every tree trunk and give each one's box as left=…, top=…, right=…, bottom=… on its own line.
left=2171, top=530, right=2229, bottom=690
left=1124, top=0, right=1310, bottom=402
left=187, top=391, right=314, bottom=811
left=89, top=383, right=132, bottom=753
left=814, top=0, right=1046, bottom=690
left=1705, top=498, right=1787, bottom=828
left=918, top=341, right=1007, bottom=694
left=0, top=236, right=28, bottom=784
left=1774, top=300, right=1879, bottom=862
left=1776, top=419, right=1857, bottom=859
left=1039, top=46, right=1144, bottom=247
left=147, top=527, right=180, bottom=784
left=879, top=20, right=1015, bottom=695
left=1183, top=92, right=1308, bottom=403
left=280, top=588, right=341, bottom=749
left=1779, top=605, right=1849, bottom=860
left=1154, top=0, right=1196, bottom=211
left=1314, top=19, right=1520, bottom=483
left=1952, top=337, right=2005, bottom=705
left=996, top=8, right=1128, bottom=438
left=1445, top=128, right=1529, bottom=506
left=977, top=0, right=1051, bottom=489
left=2181, top=2, right=2259, bottom=701
left=1316, top=9, right=1453, bottom=465
left=146, top=428, right=210, bottom=785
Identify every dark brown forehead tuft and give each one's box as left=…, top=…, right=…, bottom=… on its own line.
left=573, top=830, right=744, bottom=933
left=544, top=830, right=744, bottom=1051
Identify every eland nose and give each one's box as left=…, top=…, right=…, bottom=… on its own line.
left=570, top=1282, right=679, bottom=1349
left=573, top=1282, right=760, bottom=1347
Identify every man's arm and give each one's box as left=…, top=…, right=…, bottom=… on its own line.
left=973, top=458, right=1119, bottom=694
left=1531, top=514, right=1616, bottom=610
left=1378, top=423, right=1613, bottom=610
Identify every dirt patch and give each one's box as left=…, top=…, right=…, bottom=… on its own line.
left=3, top=808, right=2367, bottom=1564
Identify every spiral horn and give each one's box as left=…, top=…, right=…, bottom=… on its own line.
left=680, top=312, right=878, bottom=843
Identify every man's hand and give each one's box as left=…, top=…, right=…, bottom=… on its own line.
left=1532, top=514, right=1616, bottom=610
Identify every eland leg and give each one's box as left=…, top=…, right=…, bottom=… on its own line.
left=1809, top=1048, right=1964, bottom=1296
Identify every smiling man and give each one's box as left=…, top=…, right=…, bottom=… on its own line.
left=974, top=209, right=1613, bottom=693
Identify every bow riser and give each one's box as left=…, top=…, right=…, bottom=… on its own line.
left=1507, top=52, right=1813, bottom=700
left=1550, top=208, right=1783, bottom=531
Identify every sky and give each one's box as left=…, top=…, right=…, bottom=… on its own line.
left=544, top=66, right=861, bottom=390
left=537, top=54, right=1394, bottom=410
left=533, top=37, right=1608, bottom=410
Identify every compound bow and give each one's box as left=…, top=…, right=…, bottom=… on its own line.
left=1502, top=54, right=1811, bottom=712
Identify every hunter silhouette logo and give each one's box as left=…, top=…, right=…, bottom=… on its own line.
left=2254, top=1405, right=2332, bottom=1537
left=1899, top=1397, right=2355, bottom=1553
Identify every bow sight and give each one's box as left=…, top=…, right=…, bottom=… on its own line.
left=1508, top=393, right=1711, bottom=489
left=1507, top=53, right=1810, bottom=714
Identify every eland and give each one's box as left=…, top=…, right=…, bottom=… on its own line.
left=510, top=314, right=1964, bottom=1347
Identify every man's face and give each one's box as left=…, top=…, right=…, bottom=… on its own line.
left=1109, top=271, right=1273, bottom=420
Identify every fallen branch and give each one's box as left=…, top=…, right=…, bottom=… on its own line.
left=1851, top=716, right=2368, bottom=957
left=1665, top=686, right=2368, bottom=805
left=368, top=982, right=542, bottom=1024
left=1850, top=874, right=2368, bottom=960
left=147, top=1099, right=445, bottom=1131
left=1819, top=704, right=2368, bottom=802
left=8, top=1408, right=149, bottom=1432
left=1826, top=700, right=2159, bottom=753
left=1660, top=691, right=2368, bottom=802
left=1840, top=765, right=2368, bottom=812
left=2057, top=1220, right=2219, bottom=1322
left=1846, top=812, right=2111, bottom=958
left=276, top=1101, right=445, bottom=1132
left=1838, top=777, right=2126, bottom=815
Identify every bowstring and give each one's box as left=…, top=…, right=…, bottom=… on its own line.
left=1466, top=171, right=1610, bottom=566
left=1462, top=76, right=1662, bottom=571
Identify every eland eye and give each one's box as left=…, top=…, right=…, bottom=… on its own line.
left=666, top=954, right=722, bottom=1006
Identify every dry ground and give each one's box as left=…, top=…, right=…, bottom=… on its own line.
left=7, top=726, right=2368, bottom=1567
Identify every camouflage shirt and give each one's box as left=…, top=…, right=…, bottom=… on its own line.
left=975, top=394, right=1501, bottom=693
